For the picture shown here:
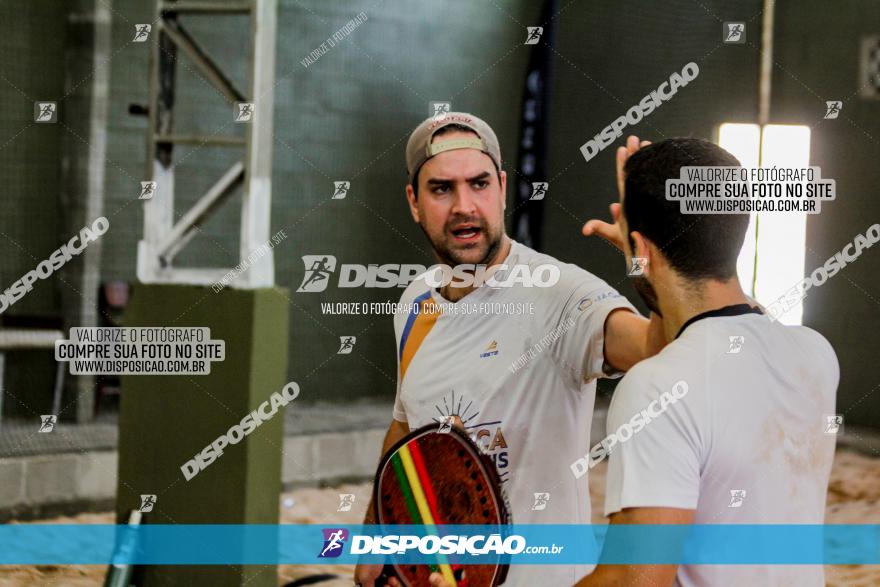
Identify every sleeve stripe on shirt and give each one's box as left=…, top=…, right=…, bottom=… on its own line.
left=399, top=290, right=441, bottom=380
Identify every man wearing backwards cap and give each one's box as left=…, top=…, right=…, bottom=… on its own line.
left=355, top=113, right=664, bottom=587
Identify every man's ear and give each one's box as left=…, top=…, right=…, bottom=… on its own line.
left=630, top=230, right=654, bottom=276
left=499, top=170, right=507, bottom=212
left=405, top=184, right=420, bottom=224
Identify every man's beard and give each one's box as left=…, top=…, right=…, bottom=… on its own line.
left=632, top=276, right=662, bottom=316
left=420, top=217, right=504, bottom=267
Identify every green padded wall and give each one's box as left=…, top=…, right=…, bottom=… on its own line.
left=118, top=284, right=289, bottom=586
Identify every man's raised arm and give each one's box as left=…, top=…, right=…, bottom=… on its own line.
left=603, top=309, right=666, bottom=373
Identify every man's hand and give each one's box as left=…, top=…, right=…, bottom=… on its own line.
left=582, top=202, right=625, bottom=250
left=354, top=564, right=401, bottom=587
left=428, top=572, right=452, bottom=587
left=582, top=135, right=651, bottom=252
left=585, top=136, right=666, bottom=370
left=353, top=563, right=384, bottom=587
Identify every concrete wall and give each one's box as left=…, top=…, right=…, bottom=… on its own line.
left=0, top=451, right=116, bottom=520
left=0, top=429, right=389, bottom=520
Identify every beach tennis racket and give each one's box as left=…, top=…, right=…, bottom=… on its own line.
left=372, top=422, right=511, bottom=587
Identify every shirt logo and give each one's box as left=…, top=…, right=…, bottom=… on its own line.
left=480, top=340, right=499, bottom=358
left=319, top=528, right=348, bottom=558
left=434, top=390, right=510, bottom=483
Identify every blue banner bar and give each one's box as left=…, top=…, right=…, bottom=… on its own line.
left=0, top=524, right=877, bottom=565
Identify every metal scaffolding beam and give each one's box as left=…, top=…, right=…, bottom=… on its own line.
left=137, top=0, right=277, bottom=288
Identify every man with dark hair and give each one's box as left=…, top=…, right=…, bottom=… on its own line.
left=623, top=139, right=747, bottom=277
left=614, top=138, right=749, bottom=318
left=569, top=136, right=839, bottom=586
left=430, top=136, right=839, bottom=587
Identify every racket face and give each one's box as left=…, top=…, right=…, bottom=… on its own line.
left=373, top=424, right=510, bottom=587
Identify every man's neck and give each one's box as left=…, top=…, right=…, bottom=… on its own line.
left=656, top=276, right=751, bottom=341
left=439, top=236, right=511, bottom=302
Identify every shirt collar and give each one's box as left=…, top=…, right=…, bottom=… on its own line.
left=675, top=303, right=765, bottom=340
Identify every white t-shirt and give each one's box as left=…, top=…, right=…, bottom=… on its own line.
left=604, top=306, right=839, bottom=587
left=392, top=240, right=637, bottom=587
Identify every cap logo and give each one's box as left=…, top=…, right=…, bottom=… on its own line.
left=426, top=114, right=474, bottom=131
